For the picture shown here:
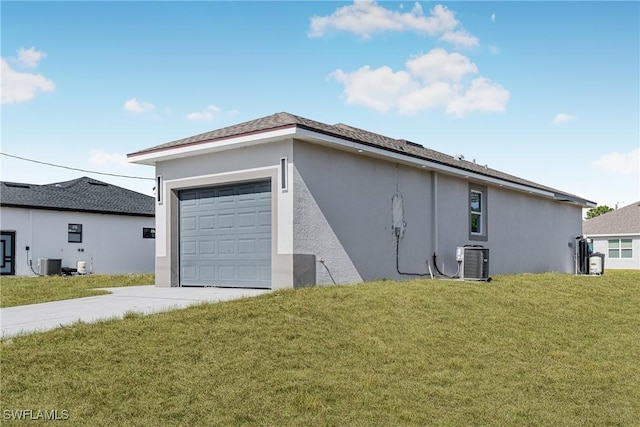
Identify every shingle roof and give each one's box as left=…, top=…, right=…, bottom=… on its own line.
left=583, top=202, right=640, bottom=235
left=0, top=177, right=154, bottom=216
left=128, top=111, right=593, bottom=204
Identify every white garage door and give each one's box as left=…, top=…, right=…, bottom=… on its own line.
left=179, top=180, right=271, bottom=288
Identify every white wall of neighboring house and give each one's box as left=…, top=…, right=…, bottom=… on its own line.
left=1, top=207, right=155, bottom=276
left=589, top=235, right=640, bottom=270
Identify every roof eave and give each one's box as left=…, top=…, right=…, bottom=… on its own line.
left=127, top=125, right=298, bottom=165
left=127, top=124, right=595, bottom=207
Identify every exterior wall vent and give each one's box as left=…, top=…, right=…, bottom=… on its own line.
left=457, top=246, right=489, bottom=281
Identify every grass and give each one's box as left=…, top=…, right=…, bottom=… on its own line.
left=1, top=271, right=639, bottom=426
left=0, top=274, right=154, bottom=308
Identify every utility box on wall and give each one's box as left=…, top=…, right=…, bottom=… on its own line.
left=457, top=246, right=490, bottom=281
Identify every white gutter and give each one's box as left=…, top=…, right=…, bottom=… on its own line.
left=583, top=233, right=640, bottom=238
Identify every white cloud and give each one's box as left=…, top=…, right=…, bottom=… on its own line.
left=14, top=47, right=47, bottom=68
left=406, top=48, right=477, bottom=83
left=89, top=150, right=131, bottom=167
left=332, top=66, right=415, bottom=113
left=1, top=58, right=54, bottom=104
left=553, top=113, right=576, bottom=124
left=309, top=1, right=477, bottom=47
left=124, top=97, right=156, bottom=113
left=331, top=48, right=509, bottom=116
left=445, top=77, right=510, bottom=117
left=491, top=13, right=496, bottom=23
left=592, top=148, right=639, bottom=175
left=439, top=30, right=479, bottom=48
left=186, top=105, right=221, bottom=121
left=488, top=45, right=500, bottom=55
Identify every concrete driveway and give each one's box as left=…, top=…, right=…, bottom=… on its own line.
left=1, top=286, right=269, bottom=338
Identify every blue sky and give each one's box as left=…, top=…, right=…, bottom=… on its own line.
left=2, top=1, right=638, bottom=210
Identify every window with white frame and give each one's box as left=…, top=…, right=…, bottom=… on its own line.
left=608, top=239, right=632, bottom=258
left=469, top=184, right=487, bottom=241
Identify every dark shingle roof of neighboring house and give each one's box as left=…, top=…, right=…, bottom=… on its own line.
left=583, top=202, right=640, bottom=235
left=0, top=177, right=154, bottom=217
left=128, top=112, right=593, bottom=205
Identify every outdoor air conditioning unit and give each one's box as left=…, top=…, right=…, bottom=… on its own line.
left=456, top=246, right=490, bottom=281
left=38, top=258, right=62, bottom=276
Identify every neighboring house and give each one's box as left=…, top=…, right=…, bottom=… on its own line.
left=583, top=202, right=640, bottom=270
left=0, top=177, right=155, bottom=276
left=128, top=112, right=595, bottom=289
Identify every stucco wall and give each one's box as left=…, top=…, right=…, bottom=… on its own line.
left=1, top=207, right=155, bottom=276
left=293, top=141, right=583, bottom=282
left=434, top=176, right=581, bottom=274
left=590, top=237, right=640, bottom=270
left=292, top=141, right=433, bottom=284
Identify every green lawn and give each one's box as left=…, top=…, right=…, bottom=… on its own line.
left=1, top=271, right=639, bottom=426
left=0, top=274, right=154, bottom=307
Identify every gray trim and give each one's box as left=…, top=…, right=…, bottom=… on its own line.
left=469, top=183, right=488, bottom=242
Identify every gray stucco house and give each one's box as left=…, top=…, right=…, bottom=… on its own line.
left=1, top=177, right=155, bottom=276
left=128, top=112, right=595, bottom=289
left=583, top=202, right=640, bottom=270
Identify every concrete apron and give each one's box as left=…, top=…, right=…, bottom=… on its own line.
left=1, top=286, right=269, bottom=338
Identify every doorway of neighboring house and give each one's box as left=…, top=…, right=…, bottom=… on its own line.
left=1, top=231, right=16, bottom=275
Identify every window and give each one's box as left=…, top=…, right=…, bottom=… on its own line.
left=469, top=184, right=487, bottom=241
left=68, top=224, right=82, bottom=243
left=143, top=227, right=156, bottom=239
left=608, top=239, right=632, bottom=258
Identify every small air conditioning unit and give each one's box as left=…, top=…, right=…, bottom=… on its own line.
left=456, top=246, right=490, bottom=281
left=38, top=258, right=62, bottom=276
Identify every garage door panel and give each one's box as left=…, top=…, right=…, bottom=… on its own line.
left=199, top=266, right=215, bottom=280
left=182, top=265, right=197, bottom=280
left=199, top=215, right=216, bottom=230
left=179, top=180, right=271, bottom=288
left=199, top=240, right=216, bottom=254
left=182, top=217, right=197, bottom=231
left=182, top=241, right=197, bottom=255
left=237, top=212, right=256, bottom=228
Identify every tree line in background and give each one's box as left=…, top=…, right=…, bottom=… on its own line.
left=586, top=205, right=614, bottom=220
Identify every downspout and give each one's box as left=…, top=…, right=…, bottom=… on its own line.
left=432, top=171, right=438, bottom=259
